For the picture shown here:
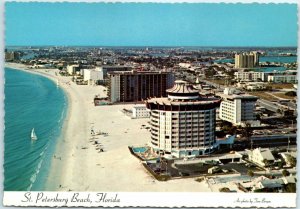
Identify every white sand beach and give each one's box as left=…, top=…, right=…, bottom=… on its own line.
left=5, top=63, right=211, bottom=192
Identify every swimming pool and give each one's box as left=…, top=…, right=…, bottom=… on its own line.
left=132, top=147, right=147, bottom=153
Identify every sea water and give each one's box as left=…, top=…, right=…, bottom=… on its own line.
left=215, top=56, right=297, bottom=65
left=4, top=67, right=67, bottom=191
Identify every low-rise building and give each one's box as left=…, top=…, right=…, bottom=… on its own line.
left=245, top=82, right=267, bottom=91
left=248, top=148, right=275, bottom=167
left=237, top=82, right=267, bottom=91
left=253, top=179, right=284, bottom=192
left=132, top=105, right=150, bottom=118
left=234, top=71, right=266, bottom=81
left=280, top=151, right=297, bottom=167
left=268, top=74, right=297, bottom=83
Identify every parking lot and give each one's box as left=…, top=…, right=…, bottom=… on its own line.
left=219, top=162, right=263, bottom=175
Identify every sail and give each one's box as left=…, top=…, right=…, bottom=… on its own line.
left=31, top=128, right=37, bottom=140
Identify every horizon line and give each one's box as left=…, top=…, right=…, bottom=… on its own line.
left=6, top=45, right=298, bottom=48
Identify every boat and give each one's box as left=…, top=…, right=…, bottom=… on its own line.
left=31, top=128, right=37, bottom=140
left=56, top=79, right=59, bottom=87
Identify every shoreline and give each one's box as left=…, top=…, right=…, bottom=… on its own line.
left=5, top=62, right=73, bottom=190
left=5, top=62, right=211, bottom=192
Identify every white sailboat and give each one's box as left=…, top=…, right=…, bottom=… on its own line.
left=31, top=128, right=37, bottom=140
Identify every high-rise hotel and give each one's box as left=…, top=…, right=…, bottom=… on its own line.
left=235, top=51, right=260, bottom=68
left=145, top=80, right=221, bottom=158
left=107, top=70, right=174, bottom=103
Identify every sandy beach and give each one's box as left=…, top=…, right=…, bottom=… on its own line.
left=5, top=63, right=211, bottom=192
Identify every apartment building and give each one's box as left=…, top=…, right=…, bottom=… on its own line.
left=108, top=70, right=175, bottom=103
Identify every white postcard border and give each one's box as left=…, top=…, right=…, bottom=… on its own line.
left=1, top=0, right=299, bottom=208
left=3, top=191, right=297, bottom=207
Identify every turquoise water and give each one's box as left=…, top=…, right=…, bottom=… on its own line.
left=260, top=56, right=297, bottom=63
left=132, top=147, right=147, bottom=153
left=254, top=66, right=286, bottom=72
left=215, top=56, right=297, bottom=64
left=4, top=68, right=67, bottom=191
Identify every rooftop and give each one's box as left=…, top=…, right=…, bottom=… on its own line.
left=166, top=80, right=199, bottom=94
left=146, top=96, right=220, bottom=106
left=108, top=70, right=170, bottom=75
left=218, top=88, right=258, bottom=100
left=147, top=80, right=221, bottom=106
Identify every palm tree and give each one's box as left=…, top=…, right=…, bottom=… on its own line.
left=286, top=155, right=297, bottom=167
left=242, top=123, right=253, bottom=142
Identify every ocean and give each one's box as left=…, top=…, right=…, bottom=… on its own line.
left=215, top=56, right=297, bottom=65
left=4, top=67, right=67, bottom=191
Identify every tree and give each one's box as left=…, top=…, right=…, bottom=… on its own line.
left=282, top=169, right=290, bottom=177
left=241, top=123, right=253, bottom=148
left=284, top=183, right=296, bottom=193
left=219, top=187, right=231, bottom=192
left=277, top=109, right=283, bottom=115
left=222, top=125, right=237, bottom=135
left=205, top=67, right=217, bottom=78
left=286, top=154, right=297, bottom=167
left=256, top=113, right=261, bottom=120
left=247, top=170, right=254, bottom=181
left=277, top=160, right=284, bottom=169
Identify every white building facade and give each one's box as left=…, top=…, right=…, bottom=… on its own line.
left=234, top=71, right=266, bottom=81
left=83, top=68, right=103, bottom=85
left=146, top=81, right=221, bottom=158
left=268, top=74, right=297, bottom=83
left=132, top=105, right=150, bottom=118
left=109, top=74, right=121, bottom=103
left=219, top=88, right=258, bottom=126
left=248, top=148, right=275, bottom=167
left=67, top=64, right=80, bottom=75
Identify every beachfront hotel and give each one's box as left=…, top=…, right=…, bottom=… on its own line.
left=107, top=70, right=175, bottom=103
left=219, top=88, right=258, bottom=126
left=145, top=80, right=221, bottom=158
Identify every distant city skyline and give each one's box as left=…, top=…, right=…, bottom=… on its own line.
left=5, top=3, right=298, bottom=47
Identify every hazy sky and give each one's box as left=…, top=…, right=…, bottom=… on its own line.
left=5, top=2, right=298, bottom=46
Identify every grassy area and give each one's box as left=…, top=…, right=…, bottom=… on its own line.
left=206, top=79, right=227, bottom=86
left=249, top=92, right=278, bottom=101
left=267, top=83, right=294, bottom=89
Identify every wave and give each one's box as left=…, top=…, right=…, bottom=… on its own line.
left=4, top=68, right=68, bottom=191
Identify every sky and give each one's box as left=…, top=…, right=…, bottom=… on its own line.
left=5, top=2, right=298, bottom=47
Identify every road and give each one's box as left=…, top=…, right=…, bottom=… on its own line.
left=257, top=99, right=279, bottom=112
